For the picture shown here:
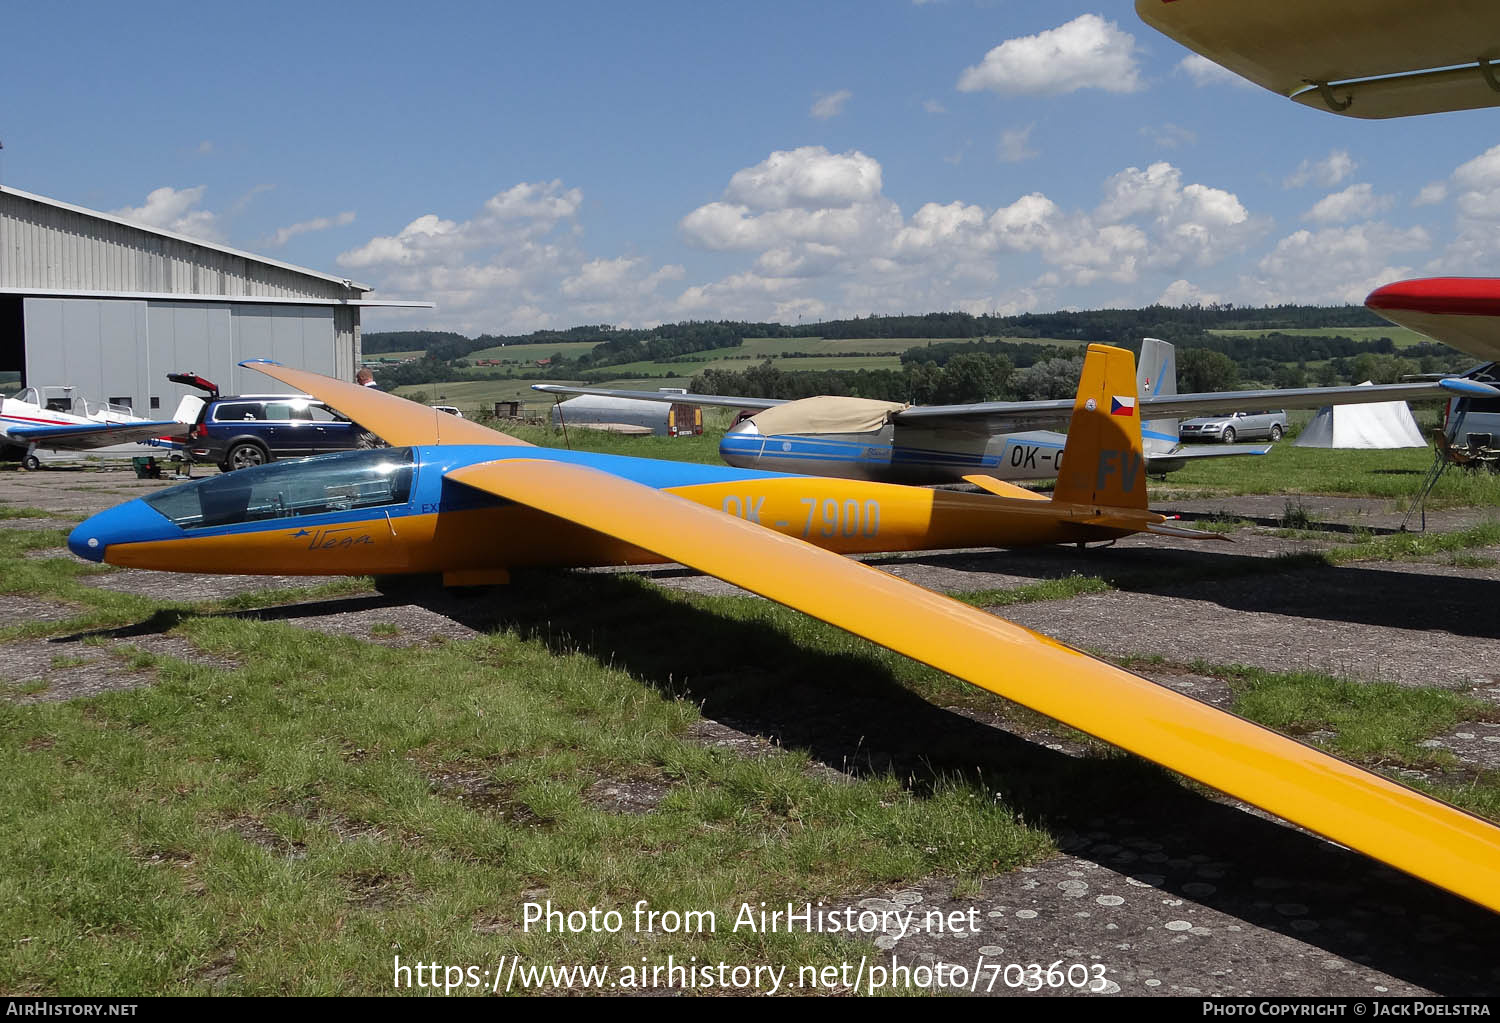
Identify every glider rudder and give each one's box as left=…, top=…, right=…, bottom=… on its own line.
left=1052, top=344, right=1147, bottom=511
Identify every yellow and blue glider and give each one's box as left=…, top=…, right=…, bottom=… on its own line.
left=66, top=346, right=1500, bottom=915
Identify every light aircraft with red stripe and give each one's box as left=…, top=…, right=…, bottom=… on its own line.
left=1, top=385, right=198, bottom=469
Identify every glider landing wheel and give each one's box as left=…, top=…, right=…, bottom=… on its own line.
left=1221, top=426, right=1237, bottom=444
left=21, top=454, right=41, bottom=471
left=1269, top=424, right=1284, bottom=441
left=226, top=442, right=268, bottom=471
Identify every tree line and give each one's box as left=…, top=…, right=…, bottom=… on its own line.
left=363, top=304, right=1470, bottom=398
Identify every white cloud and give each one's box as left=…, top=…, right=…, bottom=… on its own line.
left=111, top=185, right=222, bottom=242
left=350, top=146, right=1438, bottom=333
left=957, top=14, right=1142, bottom=96
left=1431, top=144, right=1500, bottom=267
left=1095, top=162, right=1255, bottom=268
left=1414, top=182, right=1448, bottom=207
left=339, top=180, right=679, bottom=334
left=1177, top=54, right=1253, bottom=89
left=1452, top=143, right=1500, bottom=220
left=1284, top=149, right=1356, bottom=189
left=1249, top=223, right=1429, bottom=304
left=810, top=89, right=852, bottom=120
left=679, top=149, right=899, bottom=256
left=338, top=180, right=580, bottom=269
left=196, top=140, right=214, bottom=155
left=484, top=180, right=583, bottom=221
left=723, top=146, right=882, bottom=211
left=1158, top=279, right=1221, bottom=306
left=997, top=125, right=1038, bottom=164
left=1303, top=183, right=1392, bottom=224
left=922, top=99, right=947, bottom=114
left=667, top=151, right=1264, bottom=327
left=268, top=210, right=356, bottom=247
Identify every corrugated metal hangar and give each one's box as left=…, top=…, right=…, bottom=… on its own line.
left=0, top=185, right=423, bottom=414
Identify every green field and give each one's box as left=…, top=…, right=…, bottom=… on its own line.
left=1209, top=326, right=1432, bottom=349
left=465, top=341, right=605, bottom=363
left=362, top=350, right=425, bottom=363
left=595, top=353, right=904, bottom=377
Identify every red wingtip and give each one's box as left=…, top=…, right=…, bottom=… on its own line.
left=1367, top=277, right=1500, bottom=316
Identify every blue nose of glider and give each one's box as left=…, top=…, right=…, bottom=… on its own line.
left=69, top=499, right=179, bottom=563
left=68, top=518, right=108, bottom=562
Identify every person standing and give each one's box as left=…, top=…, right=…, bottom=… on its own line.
left=353, top=369, right=386, bottom=447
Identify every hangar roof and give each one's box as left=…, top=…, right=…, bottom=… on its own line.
left=0, top=184, right=380, bottom=300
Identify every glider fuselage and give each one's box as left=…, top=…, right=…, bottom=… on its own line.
left=68, top=444, right=1131, bottom=576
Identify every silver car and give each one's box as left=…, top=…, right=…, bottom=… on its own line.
left=1179, top=409, right=1287, bottom=444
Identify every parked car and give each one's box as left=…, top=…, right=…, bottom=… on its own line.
left=432, top=405, right=464, bottom=417
left=1444, top=394, right=1500, bottom=448
left=1179, top=409, right=1287, bottom=444
left=185, top=392, right=367, bottom=471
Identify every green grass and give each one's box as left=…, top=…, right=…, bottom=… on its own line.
left=0, top=506, right=54, bottom=520
left=1215, top=663, right=1499, bottom=770
left=949, top=574, right=1112, bottom=609
left=1314, top=521, right=1500, bottom=565
left=1157, top=441, right=1500, bottom=507
left=0, top=528, right=1068, bottom=995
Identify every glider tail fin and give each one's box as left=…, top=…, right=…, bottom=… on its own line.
left=1138, top=337, right=1180, bottom=459
left=1052, top=344, right=1148, bottom=511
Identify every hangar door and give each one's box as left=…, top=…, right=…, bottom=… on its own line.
left=229, top=306, right=336, bottom=395
left=23, top=298, right=152, bottom=414
left=22, top=299, right=337, bottom=417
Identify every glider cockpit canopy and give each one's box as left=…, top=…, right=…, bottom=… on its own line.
left=143, top=448, right=415, bottom=529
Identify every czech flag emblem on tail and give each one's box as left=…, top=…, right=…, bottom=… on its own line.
left=1110, top=395, right=1137, bottom=417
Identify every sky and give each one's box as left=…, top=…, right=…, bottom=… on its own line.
left=5, top=1, right=1499, bottom=335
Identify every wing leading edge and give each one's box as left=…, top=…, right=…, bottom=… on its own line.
left=446, top=456, right=1500, bottom=914
left=536, top=380, right=1491, bottom=433
left=239, top=360, right=533, bottom=447
left=896, top=379, right=1492, bottom=430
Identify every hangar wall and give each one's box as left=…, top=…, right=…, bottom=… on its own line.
left=23, top=298, right=337, bottom=415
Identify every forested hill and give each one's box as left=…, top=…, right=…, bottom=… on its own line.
left=364, top=304, right=1392, bottom=359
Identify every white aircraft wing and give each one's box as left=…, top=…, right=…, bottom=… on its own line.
left=536, top=376, right=1497, bottom=433
left=0, top=420, right=191, bottom=449
left=532, top=383, right=784, bottom=411
left=1135, top=0, right=1500, bottom=119
left=894, top=378, right=1495, bottom=431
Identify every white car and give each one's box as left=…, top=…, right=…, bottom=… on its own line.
left=1179, top=409, right=1287, bottom=444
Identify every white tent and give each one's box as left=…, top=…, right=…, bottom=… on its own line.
left=1294, top=382, right=1426, bottom=449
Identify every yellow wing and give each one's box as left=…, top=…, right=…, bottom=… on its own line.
left=448, top=456, right=1500, bottom=913
left=1136, top=0, right=1500, bottom=119
left=239, top=360, right=532, bottom=447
